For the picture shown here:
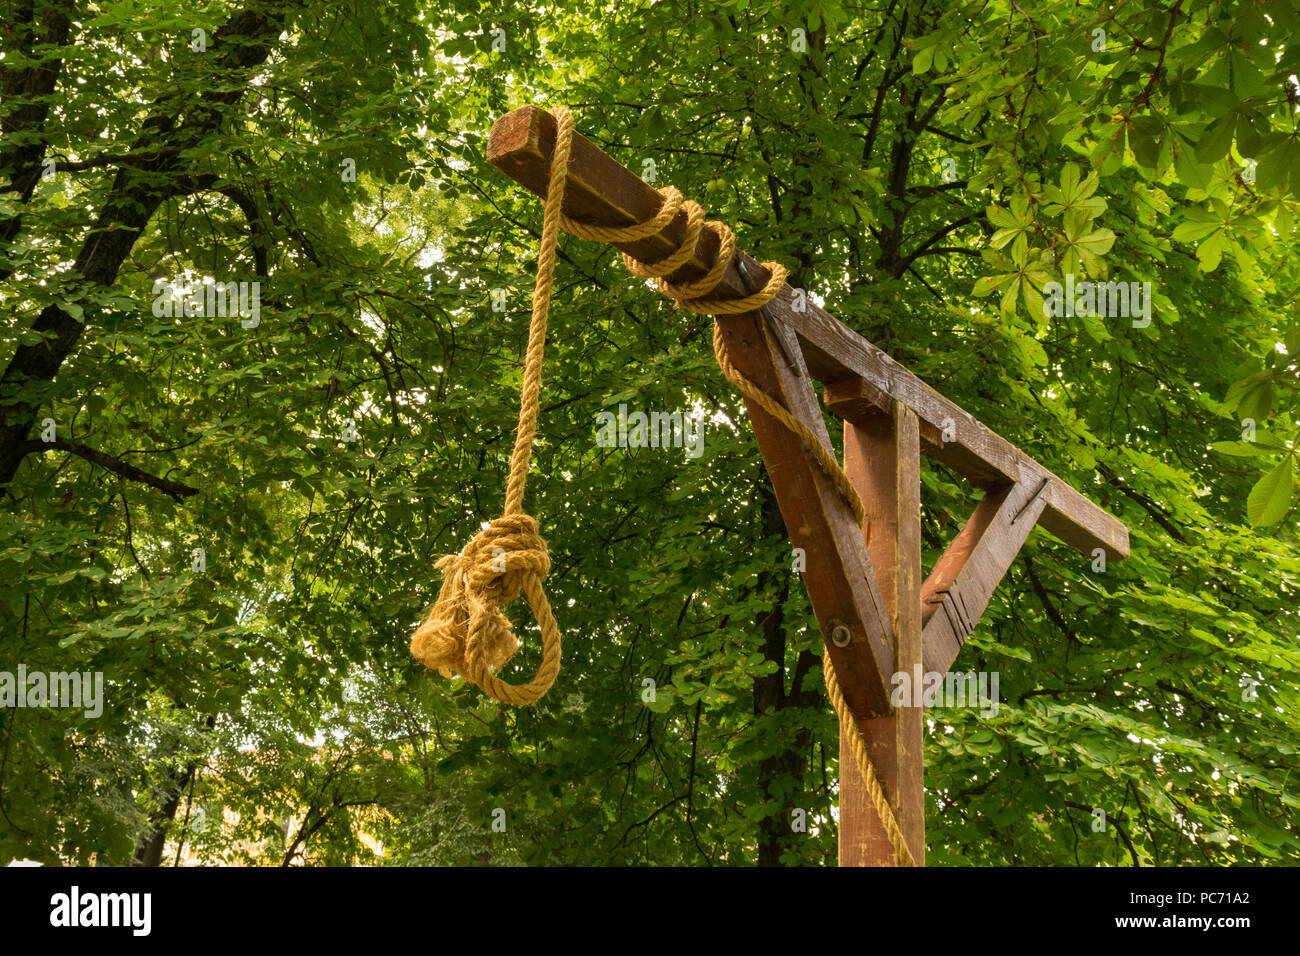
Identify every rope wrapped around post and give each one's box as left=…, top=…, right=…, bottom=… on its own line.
left=410, top=105, right=914, bottom=865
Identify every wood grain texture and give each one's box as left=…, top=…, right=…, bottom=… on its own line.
left=488, top=105, right=752, bottom=299
left=920, top=479, right=1049, bottom=676
left=487, top=105, right=1128, bottom=564
left=893, top=404, right=924, bottom=867
left=838, top=402, right=924, bottom=866
left=715, top=310, right=897, bottom=717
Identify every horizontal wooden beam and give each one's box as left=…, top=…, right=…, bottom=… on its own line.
left=486, top=104, right=1129, bottom=559
left=824, top=377, right=1009, bottom=489
left=488, top=104, right=754, bottom=302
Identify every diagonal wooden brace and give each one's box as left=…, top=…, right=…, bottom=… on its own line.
left=716, top=312, right=896, bottom=716
left=827, top=376, right=1121, bottom=673
left=918, top=477, right=1049, bottom=675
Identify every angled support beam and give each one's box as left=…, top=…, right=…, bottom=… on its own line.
left=822, top=376, right=1126, bottom=562
left=715, top=311, right=897, bottom=717
left=828, top=377, right=1097, bottom=675
left=918, top=478, right=1049, bottom=676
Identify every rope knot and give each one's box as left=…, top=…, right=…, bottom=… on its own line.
left=411, top=514, right=561, bottom=706
left=459, top=514, right=550, bottom=607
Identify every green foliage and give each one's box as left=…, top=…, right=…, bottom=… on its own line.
left=0, top=0, right=1296, bottom=866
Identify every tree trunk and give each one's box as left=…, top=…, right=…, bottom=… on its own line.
left=131, top=760, right=196, bottom=867
left=0, top=3, right=291, bottom=489
left=753, top=478, right=821, bottom=865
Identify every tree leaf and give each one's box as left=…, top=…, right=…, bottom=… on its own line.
left=1246, top=458, right=1293, bottom=525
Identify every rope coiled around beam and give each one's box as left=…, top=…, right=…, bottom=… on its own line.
left=410, top=105, right=914, bottom=865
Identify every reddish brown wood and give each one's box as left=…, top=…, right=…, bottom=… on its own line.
left=894, top=404, right=924, bottom=866
left=488, top=105, right=752, bottom=300
left=486, top=105, right=1136, bottom=870
left=714, top=312, right=897, bottom=717
left=838, top=402, right=923, bottom=866
left=486, top=105, right=1137, bottom=870
left=488, top=105, right=1129, bottom=564
left=920, top=479, right=1050, bottom=675
left=825, top=377, right=1006, bottom=494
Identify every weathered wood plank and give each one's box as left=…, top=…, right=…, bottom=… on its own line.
left=487, top=105, right=1128, bottom=556
left=806, top=307, right=1126, bottom=561
left=920, top=479, right=1049, bottom=676
left=893, top=404, right=924, bottom=867
left=715, top=311, right=897, bottom=717
left=839, top=402, right=924, bottom=866
left=825, top=376, right=1007, bottom=488
left=488, top=105, right=752, bottom=300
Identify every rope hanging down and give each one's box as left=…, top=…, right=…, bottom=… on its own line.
left=410, top=105, right=914, bottom=865
left=407, top=102, right=571, bottom=706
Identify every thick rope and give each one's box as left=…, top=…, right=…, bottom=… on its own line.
left=558, top=109, right=910, bottom=865
left=412, top=104, right=914, bottom=864
left=822, top=653, right=916, bottom=866
left=408, top=108, right=575, bottom=706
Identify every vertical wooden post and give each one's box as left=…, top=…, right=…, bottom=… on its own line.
left=838, top=401, right=924, bottom=866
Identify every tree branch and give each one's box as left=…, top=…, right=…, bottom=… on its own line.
left=895, top=214, right=979, bottom=274
left=21, top=439, right=199, bottom=501
left=1097, top=463, right=1187, bottom=542
left=43, top=145, right=186, bottom=174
